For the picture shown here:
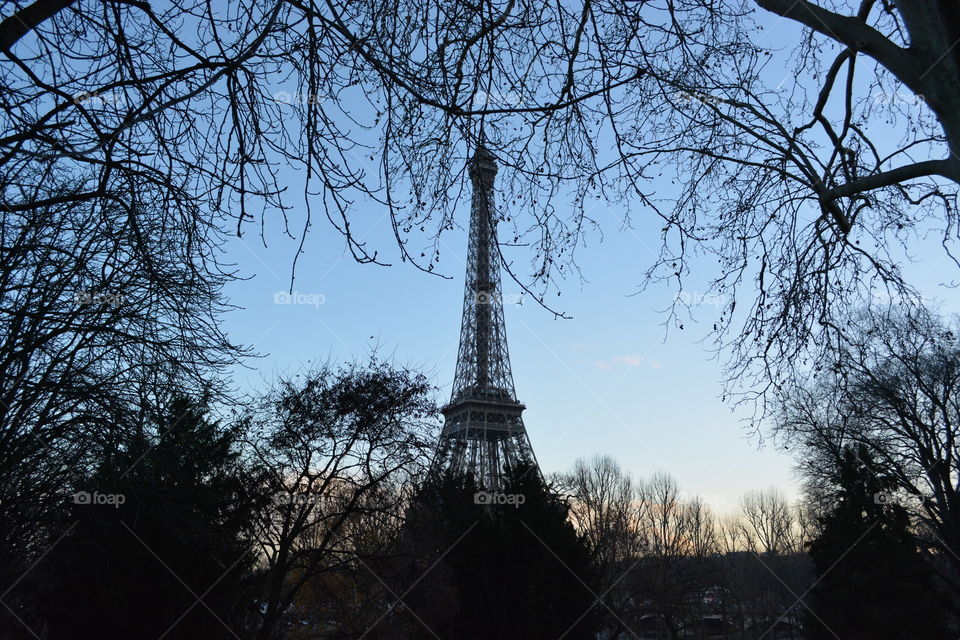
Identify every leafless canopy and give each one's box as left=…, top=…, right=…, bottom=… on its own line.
left=3, top=1, right=959, bottom=411
left=777, top=307, right=960, bottom=597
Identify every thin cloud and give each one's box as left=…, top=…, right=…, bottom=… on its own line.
left=595, top=354, right=661, bottom=369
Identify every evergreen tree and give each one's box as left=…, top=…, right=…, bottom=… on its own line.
left=40, top=394, right=257, bottom=639
left=398, top=463, right=598, bottom=640
left=806, top=445, right=952, bottom=640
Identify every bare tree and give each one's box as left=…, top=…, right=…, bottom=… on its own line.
left=716, top=515, right=755, bottom=637
left=560, top=462, right=808, bottom=638
left=778, top=306, right=960, bottom=599
left=0, top=183, right=242, bottom=635
left=239, top=360, right=436, bottom=640
left=4, top=1, right=959, bottom=416
left=683, top=496, right=720, bottom=560
left=562, top=456, right=646, bottom=574
left=739, top=488, right=799, bottom=556
left=710, top=491, right=811, bottom=639
left=633, top=473, right=712, bottom=640
left=559, top=455, right=646, bottom=639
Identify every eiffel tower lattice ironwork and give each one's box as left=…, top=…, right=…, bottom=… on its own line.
left=432, top=142, right=540, bottom=490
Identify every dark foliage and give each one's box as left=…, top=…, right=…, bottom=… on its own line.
left=805, top=445, right=953, bottom=640
left=395, top=464, right=598, bottom=640
left=36, top=395, right=256, bottom=640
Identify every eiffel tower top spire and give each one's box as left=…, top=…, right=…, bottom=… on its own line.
left=449, top=140, right=518, bottom=405
left=433, top=139, right=539, bottom=489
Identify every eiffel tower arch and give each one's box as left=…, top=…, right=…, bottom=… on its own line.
left=432, top=140, right=541, bottom=490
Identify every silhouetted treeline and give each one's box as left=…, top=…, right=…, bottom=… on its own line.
left=4, top=353, right=959, bottom=639
left=3, top=221, right=960, bottom=640
left=1, top=361, right=438, bottom=640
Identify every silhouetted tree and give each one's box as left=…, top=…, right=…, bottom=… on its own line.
left=778, top=307, right=960, bottom=604
left=240, top=360, right=437, bottom=640
left=630, top=473, right=720, bottom=640
left=806, top=445, right=952, bottom=640
left=556, top=455, right=646, bottom=639
left=398, top=464, right=598, bottom=640
left=38, top=393, right=256, bottom=640
left=0, top=186, right=244, bottom=636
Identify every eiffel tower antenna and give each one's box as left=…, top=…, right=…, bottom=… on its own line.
left=433, top=139, right=540, bottom=489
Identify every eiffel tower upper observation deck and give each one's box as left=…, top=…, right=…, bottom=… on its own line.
left=433, top=141, right=540, bottom=490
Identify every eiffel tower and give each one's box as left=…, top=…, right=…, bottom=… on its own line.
left=432, top=140, right=540, bottom=490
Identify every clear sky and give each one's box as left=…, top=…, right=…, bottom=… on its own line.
left=221, top=174, right=804, bottom=516
left=218, top=9, right=960, bottom=515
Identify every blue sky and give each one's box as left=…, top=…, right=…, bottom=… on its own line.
left=221, top=178, right=803, bottom=515
left=218, top=8, right=960, bottom=515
